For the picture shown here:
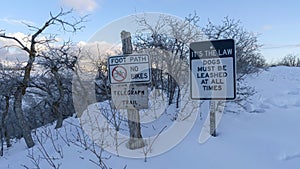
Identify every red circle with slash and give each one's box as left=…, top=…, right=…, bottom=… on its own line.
left=112, top=65, right=127, bottom=82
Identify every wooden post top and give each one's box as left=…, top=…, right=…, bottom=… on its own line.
left=121, top=30, right=133, bottom=55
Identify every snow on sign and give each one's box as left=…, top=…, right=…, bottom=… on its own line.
left=108, top=54, right=151, bottom=84
left=190, top=39, right=236, bottom=100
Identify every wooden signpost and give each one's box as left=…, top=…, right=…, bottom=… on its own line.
left=108, top=31, right=151, bottom=149
left=190, top=39, right=236, bottom=137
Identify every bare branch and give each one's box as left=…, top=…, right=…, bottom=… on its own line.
left=0, top=34, right=30, bottom=53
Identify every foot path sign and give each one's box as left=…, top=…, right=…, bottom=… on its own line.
left=108, top=54, right=151, bottom=84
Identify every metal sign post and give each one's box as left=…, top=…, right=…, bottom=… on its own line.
left=209, top=100, right=216, bottom=137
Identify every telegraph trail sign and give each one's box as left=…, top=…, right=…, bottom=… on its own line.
left=108, top=54, right=151, bottom=84
left=111, top=84, right=148, bottom=109
left=190, top=39, right=236, bottom=100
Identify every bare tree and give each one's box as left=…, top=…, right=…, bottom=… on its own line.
left=279, top=53, right=300, bottom=67
left=133, top=14, right=266, bottom=113
left=202, top=16, right=266, bottom=79
left=38, top=41, right=78, bottom=129
left=0, top=67, right=22, bottom=156
left=0, top=9, right=86, bottom=148
left=134, top=13, right=203, bottom=107
left=201, top=16, right=266, bottom=112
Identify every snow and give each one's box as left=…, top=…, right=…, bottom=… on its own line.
left=1, top=66, right=300, bottom=169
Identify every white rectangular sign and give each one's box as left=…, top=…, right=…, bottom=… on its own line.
left=190, top=39, right=236, bottom=100
left=111, top=84, right=148, bottom=109
left=108, top=54, right=151, bottom=84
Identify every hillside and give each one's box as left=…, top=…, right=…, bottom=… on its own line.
left=1, top=66, right=300, bottom=169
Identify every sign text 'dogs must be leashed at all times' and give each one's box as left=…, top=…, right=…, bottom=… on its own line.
left=190, top=39, right=236, bottom=100
left=108, top=54, right=151, bottom=84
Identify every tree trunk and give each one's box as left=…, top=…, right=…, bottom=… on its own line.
left=14, top=87, right=34, bottom=148
left=176, top=86, right=180, bottom=108
left=3, top=96, right=11, bottom=147
left=168, top=75, right=175, bottom=105
left=53, top=101, right=63, bottom=129
left=0, top=125, right=3, bottom=156
left=5, top=131, right=11, bottom=148
left=52, top=69, right=64, bottom=129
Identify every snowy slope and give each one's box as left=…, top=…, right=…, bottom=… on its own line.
left=1, top=66, right=300, bottom=169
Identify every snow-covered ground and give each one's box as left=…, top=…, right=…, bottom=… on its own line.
left=1, top=66, right=300, bottom=169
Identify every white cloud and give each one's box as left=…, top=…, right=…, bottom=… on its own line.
left=77, top=40, right=121, bottom=56
left=0, top=35, right=121, bottom=64
left=262, top=25, right=273, bottom=31
left=0, top=18, right=35, bottom=26
left=60, top=0, right=99, bottom=13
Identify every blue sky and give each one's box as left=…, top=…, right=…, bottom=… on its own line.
left=1, top=0, right=300, bottom=63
